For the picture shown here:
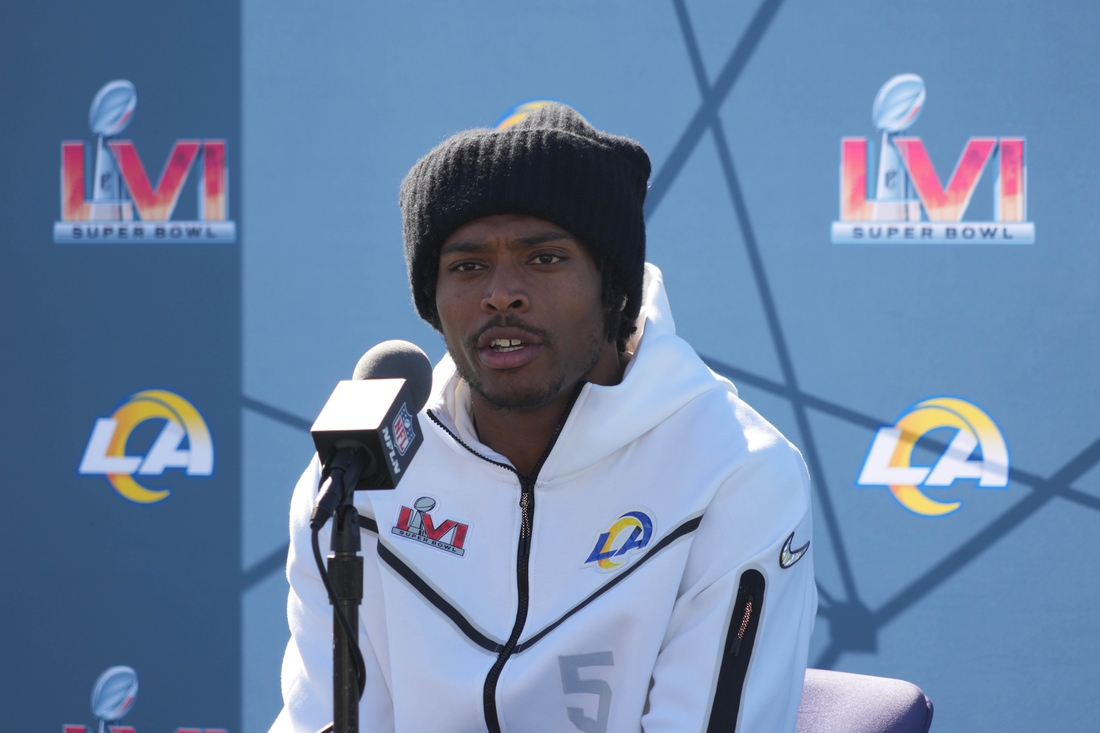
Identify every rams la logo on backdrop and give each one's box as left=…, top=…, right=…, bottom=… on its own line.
left=495, top=100, right=557, bottom=130
left=831, top=73, right=1033, bottom=245
left=857, top=397, right=1009, bottom=516
left=584, top=509, right=656, bottom=572
left=495, top=99, right=583, bottom=130
left=79, top=390, right=213, bottom=504
left=55, top=79, right=236, bottom=244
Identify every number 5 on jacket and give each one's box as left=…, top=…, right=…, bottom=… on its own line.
left=559, top=652, right=615, bottom=733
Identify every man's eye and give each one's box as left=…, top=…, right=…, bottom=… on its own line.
left=450, top=261, right=483, bottom=272
left=533, top=253, right=562, bottom=265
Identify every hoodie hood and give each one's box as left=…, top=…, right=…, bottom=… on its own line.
left=425, top=263, right=736, bottom=482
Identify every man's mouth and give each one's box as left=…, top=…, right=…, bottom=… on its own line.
left=489, top=338, right=526, bottom=353
left=473, top=324, right=547, bottom=370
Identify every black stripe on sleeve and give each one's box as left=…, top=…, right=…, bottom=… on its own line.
left=706, top=569, right=766, bottom=732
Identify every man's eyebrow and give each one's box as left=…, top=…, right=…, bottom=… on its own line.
left=440, top=231, right=574, bottom=254
left=439, top=240, right=486, bottom=255
left=516, top=232, right=573, bottom=246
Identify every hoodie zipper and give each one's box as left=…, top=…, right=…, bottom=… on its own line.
left=426, top=383, right=582, bottom=733
left=481, top=472, right=535, bottom=733
left=727, top=593, right=754, bottom=658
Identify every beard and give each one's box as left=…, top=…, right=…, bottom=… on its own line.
left=448, top=314, right=607, bottom=411
left=460, top=363, right=568, bottom=411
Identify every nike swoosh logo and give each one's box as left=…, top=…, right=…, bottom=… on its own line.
left=779, top=531, right=810, bottom=569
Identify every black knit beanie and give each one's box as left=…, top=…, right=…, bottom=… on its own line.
left=399, top=103, right=651, bottom=336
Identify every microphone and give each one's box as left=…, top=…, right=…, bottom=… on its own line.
left=306, top=341, right=433, bottom=733
left=309, top=340, right=433, bottom=530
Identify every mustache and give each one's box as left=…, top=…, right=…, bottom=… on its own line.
left=466, top=315, right=552, bottom=349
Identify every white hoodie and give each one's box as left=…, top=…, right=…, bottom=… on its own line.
left=274, top=264, right=816, bottom=733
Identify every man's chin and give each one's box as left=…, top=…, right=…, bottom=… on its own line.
left=468, top=379, right=566, bottom=411
left=457, top=364, right=565, bottom=411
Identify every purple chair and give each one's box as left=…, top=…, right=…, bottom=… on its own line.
left=797, top=669, right=934, bottom=733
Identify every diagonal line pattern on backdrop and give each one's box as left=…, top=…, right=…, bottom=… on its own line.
left=667, top=0, right=862, bottom=603
left=243, top=541, right=290, bottom=591
left=646, top=0, right=787, bottom=219
left=662, top=0, right=1100, bottom=670
left=874, top=435, right=1100, bottom=627
left=242, top=394, right=314, bottom=432
left=810, top=435, right=1100, bottom=668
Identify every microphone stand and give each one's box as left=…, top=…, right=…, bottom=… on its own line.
left=326, top=465, right=364, bottom=733
left=312, top=448, right=369, bottom=733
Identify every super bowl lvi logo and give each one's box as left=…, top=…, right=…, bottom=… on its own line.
left=79, top=390, right=213, bottom=504
left=831, top=74, right=1033, bottom=245
left=65, top=664, right=227, bottom=733
left=55, top=79, right=236, bottom=244
left=857, top=397, right=1009, bottom=516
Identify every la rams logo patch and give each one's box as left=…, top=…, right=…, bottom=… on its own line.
left=583, top=509, right=656, bottom=572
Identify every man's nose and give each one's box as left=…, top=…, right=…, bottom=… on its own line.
left=481, top=263, right=529, bottom=313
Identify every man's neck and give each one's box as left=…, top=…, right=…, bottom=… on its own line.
left=469, top=350, right=628, bottom=477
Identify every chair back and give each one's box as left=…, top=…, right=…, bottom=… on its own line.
left=797, top=668, right=934, bottom=733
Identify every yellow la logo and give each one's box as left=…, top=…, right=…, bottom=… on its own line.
left=857, top=397, right=1009, bottom=516
left=79, top=389, right=213, bottom=503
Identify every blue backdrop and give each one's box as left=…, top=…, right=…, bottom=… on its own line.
left=3, top=2, right=1098, bottom=733
left=1, top=2, right=240, bottom=733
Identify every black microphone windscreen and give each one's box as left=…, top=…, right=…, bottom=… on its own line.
left=352, top=340, right=433, bottom=414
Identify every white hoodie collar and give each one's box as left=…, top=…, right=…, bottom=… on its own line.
left=425, top=263, right=735, bottom=480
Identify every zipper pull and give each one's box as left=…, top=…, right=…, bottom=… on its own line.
left=518, top=485, right=533, bottom=557
left=729, top=594, right=754, bottom=657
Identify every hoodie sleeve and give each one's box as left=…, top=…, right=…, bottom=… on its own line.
left=641, top=435, right=816, bottom=733
left=270, top=457, right=395, bottom=733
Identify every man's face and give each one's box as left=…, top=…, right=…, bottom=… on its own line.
left=435, top=214, right=610, bottom=410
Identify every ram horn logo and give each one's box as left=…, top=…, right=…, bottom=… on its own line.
left=584, top=509, right=656, bottom=572
left=495, top=100, right=560, bottom=130
left=857, top=397, right=1009, bottom=516
left=78, top=389, right=213, bottom=504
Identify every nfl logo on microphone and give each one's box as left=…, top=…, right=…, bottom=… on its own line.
left=392, top=404, right=415, bottom=456
left=831, top=74, right=1034, bottom=245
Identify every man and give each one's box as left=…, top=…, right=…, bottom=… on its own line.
left=275, top=103, right=816, bottom=733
